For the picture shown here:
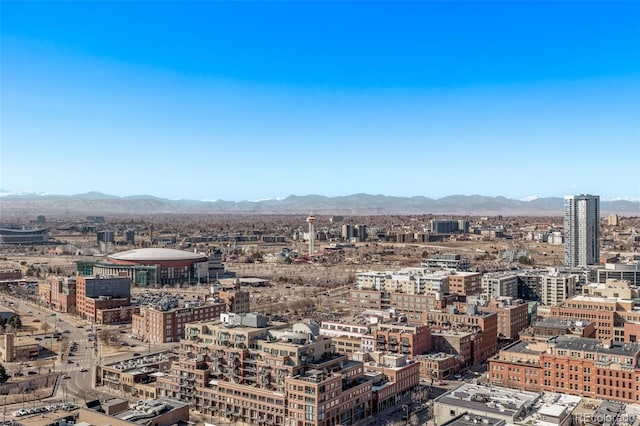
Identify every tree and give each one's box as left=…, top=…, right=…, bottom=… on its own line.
left=14, top=362, right=26, bottom=376
left=9, top=315, right=22, bottom=330
left=408, top=413, right=419, bottom=426
left=118, top=307, right=129, bottom=323
left=41, top=321, right=50, bottom=334
left=0, top=363, right=8, bottom=384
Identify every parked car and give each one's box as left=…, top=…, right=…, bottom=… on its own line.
left=80, top=368, right=88, bottom=372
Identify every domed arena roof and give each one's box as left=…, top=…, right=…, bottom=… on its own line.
left=108, top=248, right=207, bottom=262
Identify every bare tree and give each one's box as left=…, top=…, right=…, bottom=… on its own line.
left=409, top=413, right=419, bottom=426
left=118, top=307, right=129, bottom=323
left=14, top=362, right=26, bottom=376
left=59, top=336, right=70, bottom=359
left=41, top=322, right=51, bottom=334
left=99, top=329, right=117, bottom=346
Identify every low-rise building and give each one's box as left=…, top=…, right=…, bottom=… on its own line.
left=422, top=307, right=498, bottom=365
left=415, top=352, right=460, bottom=381
left=355, top=351, right=420, bottom=413
left=131, top=301, right=226, bottom=343
left=524, top=317, right=595, bottom=339
left=158, top=315, right=377, bottom=425
left=96, top=351, right=176, bottom=399
left=374, top=322, right=432, bottom=356
left=434, top=383, right=539, bottom=425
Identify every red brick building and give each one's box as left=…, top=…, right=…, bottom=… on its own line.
left=478, top=297, right=529, bottom=341
left=489, top=336, right=640, bottom=404
left=76, top=276, right=131, bottom=323
left=374, top=322, right=432, bottom=356
left=448, top=272, right=482, bottom=296
left=422, top=307, right=498, bottom=365
left=132, top=302, right=226, bottom=343
left=39, top=277, right=77, bottom=313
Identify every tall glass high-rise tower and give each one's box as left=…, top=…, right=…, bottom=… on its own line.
left=564, top=194, right=600, bottom=267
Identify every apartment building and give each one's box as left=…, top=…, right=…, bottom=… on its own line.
left=320, top=319, right=373, bottom=354
left=131, top=301, right=226, bottom=343
left=414, top=352, right=459, bottom=380
left=447, top=272, right=482, bottom=296
left=39, top=277, right=76, bottom=313
left=97, top=351, right=176, bottom=399
left=477, top=297, right=529, bottom=341
left=541, top=271, right=577, bottom=306
left=421, top=307, right=498, bottom=365
left=373, top=322, right=432, bottom=356
left=420, top=253, right=471, bottom=271
left=217, top=288, right=250, bottom=314
left=349, top=290, right=453, bottom=321
left=431, top=330, right=472, bottom=368
left=157, top=314, right=374, bottom=425
left=482, top=272, right=519, bottom=299
left=564, top=194, right=600, bottom=267
left=357, top=268, right=450, bottom=295
left=354, top=351, right=420, bottom=413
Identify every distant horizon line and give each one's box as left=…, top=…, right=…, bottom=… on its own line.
left=1, top=189, right=639, bottom=203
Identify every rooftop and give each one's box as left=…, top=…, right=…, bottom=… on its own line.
left=498, top=340, right=542, bottom=356
left=436, top=383, right=539, bottom=418
left=108, top=248, right=207, bottom=262
left=441, top=414, right=506, bottom=426
left=533, top=317, right=593, bottom=329
left=568, top=295, right=627, bottom=303
left=552, top=335, right=640, bottom=356
left=519, top=392, right=581, bottom=426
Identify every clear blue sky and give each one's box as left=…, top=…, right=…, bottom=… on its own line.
left=2, top=1, right=639, bottom=201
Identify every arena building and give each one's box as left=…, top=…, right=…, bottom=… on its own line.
left=107, top=248, right=209, bottom=285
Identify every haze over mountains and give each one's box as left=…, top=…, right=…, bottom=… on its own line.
left=1, top=192, right=639, bottom=217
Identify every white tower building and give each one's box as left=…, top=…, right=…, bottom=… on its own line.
left=564, top=194, right=600, bottom=267
left=306, top=215, right=315, bottom=256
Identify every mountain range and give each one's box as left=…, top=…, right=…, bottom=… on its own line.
left=1, top=192, right=639, bottom=217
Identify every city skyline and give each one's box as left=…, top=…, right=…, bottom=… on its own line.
left=2, top=1, right=639, bottom=202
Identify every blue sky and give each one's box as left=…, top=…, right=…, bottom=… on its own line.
left=2, top=1, right=639, bottom=201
